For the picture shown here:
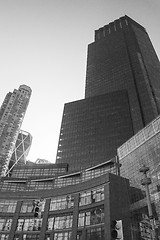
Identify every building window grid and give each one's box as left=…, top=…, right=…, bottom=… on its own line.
left=16, top=218, right=42, bottom=232
left=82, top=166, right=115, bottom=181
left=47, top=214, right=73, bottom=230
left=86, top=226, right=105, bottom=240
left=79, top=186, right=104, bottom=206
left=54, top=178, right=81, bottom=188
left=78, top=206, right=104, bottom=228
left=55, top=165, right=115, bottom=188
left=0, top=182, right=25, bottom=192
left=118, top=117, right=160, bottom=159
left=120, top=135, right=160, bottom=206
left=20, top=199, right=45, bottom=213
left=27, top=181, right=54, bottom=191
left=0, top=200, right=17, bottom=213
left=53, top=231, right=71, bottom=240
left=12, top=168, right=66, bottom=178
left=50, top=195, right=74, bottom=211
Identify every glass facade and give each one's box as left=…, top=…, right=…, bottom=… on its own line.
left=12, top=165, right=67, bottom=178
left=86, top=16, right=160, bottom=127
left=8, top=130, right=32, bottom=176
left=56, top=91, right=134, bottom=172
left=118, top=115, right=160, bottom=238
left=0, top=159, right=117, bottom=192
left=56, top=15, right=160, bottom=173
left=0, top=182, right=25, bottom=192
left=27, top=181, right=54, bottom=191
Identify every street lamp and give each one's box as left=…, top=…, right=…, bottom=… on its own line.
left=139, top=165, right=156, bottom=240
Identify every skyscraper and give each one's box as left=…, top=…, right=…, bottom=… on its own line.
left=56, top=15, right=160, bottom=171
left=0, top=85, right=31, bottom=176
left=7, top=130, right=32, bottom=176
left=85, top=15, right=160, bottom=129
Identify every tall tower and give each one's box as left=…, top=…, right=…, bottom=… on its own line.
left=56, top=16, right=160, bottom=172
left=0, top=85, right=31, bottom=176
left=85, top=15, right=160, bottom=131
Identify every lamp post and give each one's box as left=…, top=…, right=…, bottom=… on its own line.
left=139, top=165, right=156, bottom=240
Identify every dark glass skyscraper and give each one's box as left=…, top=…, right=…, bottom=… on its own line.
left=56, top=15, right=160, bottom=172
left=85, top=16, right=160, bottom=130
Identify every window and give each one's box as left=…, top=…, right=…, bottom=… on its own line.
left=47, top=217, right=54, bottom=230
left=0, top=218, right=12, bottom=231
left=27, top=181, right=53, bottom=191
left=0, top=234, right=9, bottom=240
left=0, top=200, right=17, bottom=213
left=54, top=215, right=73, bottom=230
left=21, top=200, right=34, bottom=213
left=79, top=186, right=104, bottom=206
left=53, top=232, right=71, bottom=240
left=13, top=235, right=20, bottom=240
left=17, top=218, right=42, bottom=232
left=21, top=199, right=45, bottom=213
left=76, top=231, right=82, bottom=240
left=45, top=235, right=51, bottom=240
left=0, top=182, right=25, bottom=192
left=22, top=234, right=39, bottom=240
left=50, top=195, right=74, bottom=211
left=47, top=214, right=73, bottom=230
left=86, top=226, right=104, bottom=240
left=78, top=206, right=104, bottom=227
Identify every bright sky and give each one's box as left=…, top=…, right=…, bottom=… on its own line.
left=0, top=0, right=160, bottom=163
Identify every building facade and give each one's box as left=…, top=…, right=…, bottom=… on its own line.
left=0, top=85, right=32, bottom=177
left=56, top=15, right=160, bottom=171
left=117, top=115, right=160, bottom=239
left=0, top=161, right=131, bottom=240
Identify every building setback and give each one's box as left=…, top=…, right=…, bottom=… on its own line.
left=57, top=90, right=133, bottom=171
left=0, top=85, right=31, bottom=176
left=56, top=15, right=160, bottom=171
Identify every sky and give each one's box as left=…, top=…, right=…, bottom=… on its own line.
left=0, top=0, right=160, bottom=163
